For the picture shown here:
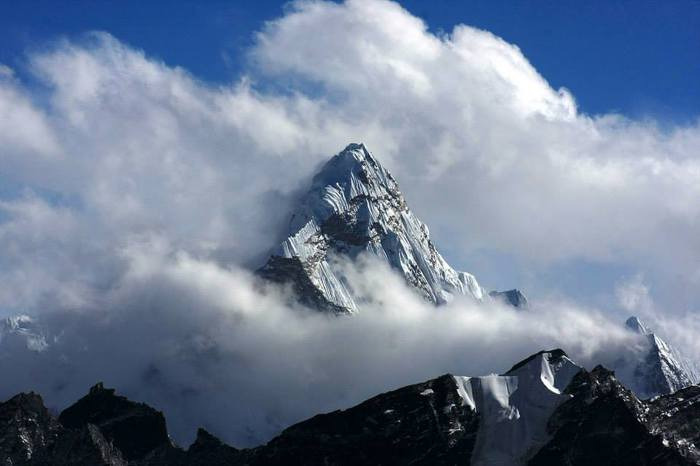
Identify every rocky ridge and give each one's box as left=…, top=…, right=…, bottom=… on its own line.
left=3, top=350, right=700, bottom=465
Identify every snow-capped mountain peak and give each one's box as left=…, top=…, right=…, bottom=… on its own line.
left=619, top=315, right=700, bottom=399
left=259, top=143, right=486, bottom=313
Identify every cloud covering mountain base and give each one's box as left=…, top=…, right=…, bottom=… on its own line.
left=2, top=249, right=646, bottom=446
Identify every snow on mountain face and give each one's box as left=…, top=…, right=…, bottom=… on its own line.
left=453, top=349, right=581, bottom=465
left=619, top=315, right=700, bottom=399
left=259, top=143, right=486, bottom=313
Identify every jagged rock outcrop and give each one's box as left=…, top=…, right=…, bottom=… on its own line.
left=259, top=143, right=487, bottom=314
left=0, top=383, right=244, bottom=466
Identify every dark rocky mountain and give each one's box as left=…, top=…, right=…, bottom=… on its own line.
left=3, top=349, right=699, bottom=465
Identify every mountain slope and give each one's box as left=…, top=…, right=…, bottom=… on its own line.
left=259, top=143, right=486, bottom=313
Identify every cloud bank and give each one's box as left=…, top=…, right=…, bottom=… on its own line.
left=0, top=0, right=698, bottom=447
left=1, top=250, right=642, bottom=446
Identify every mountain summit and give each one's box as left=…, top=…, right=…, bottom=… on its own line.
left=259, top=143, right=486, bottom=313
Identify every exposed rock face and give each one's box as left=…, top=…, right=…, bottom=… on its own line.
left=49, top=424, right=128, bottom=466
left=0, top=392, right=60, bottom=465
left=529, top=365, right=693, bottom=465
left=259, top=143, right=486, bottom=314
left=618, top=316, right=700, bottom=399
left=246, top=374, right=479, bottom=466
left=58, top=383, right=171, bottom=461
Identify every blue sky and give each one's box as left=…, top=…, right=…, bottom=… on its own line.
left=2, top=0, right=699, bottom=122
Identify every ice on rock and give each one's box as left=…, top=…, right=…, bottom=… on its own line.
left=259, top=143, right=486, bottom=313
left=453, top=349, right=581, bottom=465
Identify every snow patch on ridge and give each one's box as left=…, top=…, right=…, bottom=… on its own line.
left=453, top=350, right=581, bottom=465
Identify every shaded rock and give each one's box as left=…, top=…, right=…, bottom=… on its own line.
left=58, top=383, right=170, bottom=461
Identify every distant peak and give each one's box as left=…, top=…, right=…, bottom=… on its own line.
left=625, top=316, right=650, bottom=335
left=489, top=289, right=528, bottom=308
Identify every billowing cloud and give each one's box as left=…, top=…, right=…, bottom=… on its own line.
left=252, top=0, right=700, bottom=305
left=0, top=0, right=698, bottom=450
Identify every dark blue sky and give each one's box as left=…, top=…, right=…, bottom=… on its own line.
left=1, top=0, right=699, bottom=122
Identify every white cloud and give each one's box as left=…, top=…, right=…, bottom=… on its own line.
left=615, top=274, right=653, bottom=315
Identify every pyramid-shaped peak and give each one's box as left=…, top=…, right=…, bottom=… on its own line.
left=259, top=143, right=486, bottom=313
left=625, top=316, right=649, bottom=335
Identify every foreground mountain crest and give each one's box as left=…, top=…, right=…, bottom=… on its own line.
left=4, top=350, right=700, bottom=465
left=259, top=143, right=486, bottom=313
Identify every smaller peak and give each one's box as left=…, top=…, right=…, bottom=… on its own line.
left=489, top=289, right=528, bottom=309
left=192, top=428, right=224, bottom=448
left=625, top=316, right=650, bottom=335
left=3, top=391, right=46, bottom=411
